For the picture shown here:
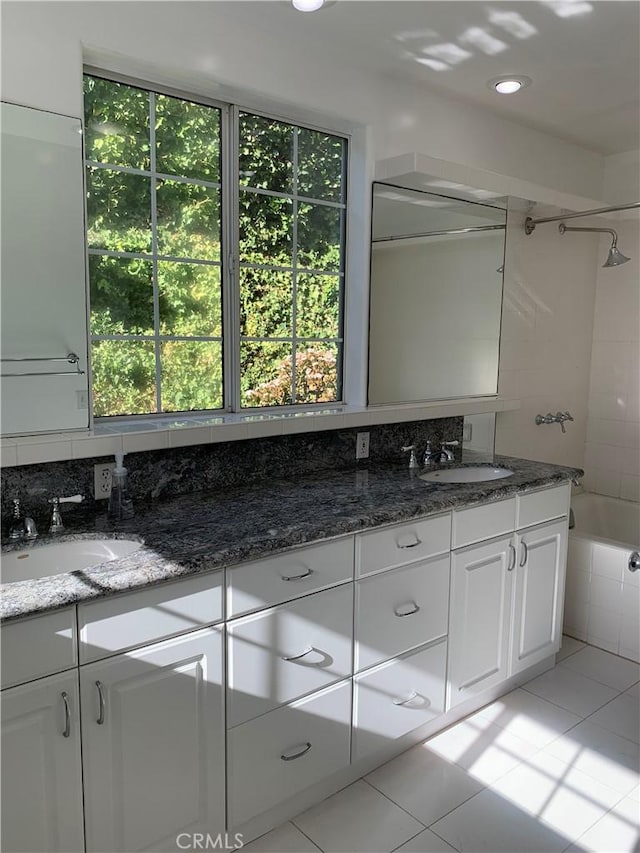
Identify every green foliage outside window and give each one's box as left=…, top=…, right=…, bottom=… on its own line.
left=84, top=75, right=345, bottom=416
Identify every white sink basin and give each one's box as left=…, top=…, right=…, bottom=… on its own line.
left=420, top=466, right=514, bottom=484
left=1, top=538, right=142, bottom=584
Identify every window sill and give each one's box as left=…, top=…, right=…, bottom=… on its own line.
left=1, top=398, right=521, bottom=467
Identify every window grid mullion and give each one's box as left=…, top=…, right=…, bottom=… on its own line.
left=85, top=159, right=223, bottom=193
left=149, top=91, right=162, bottom=415
left=226, top=104, right=242, bottom=413
left=88, top=248, right=222, bottom=269
left=291, top=127, right=298, bottom=405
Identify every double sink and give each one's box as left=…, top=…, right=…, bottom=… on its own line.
left=1, top=464, right=512, bottom=586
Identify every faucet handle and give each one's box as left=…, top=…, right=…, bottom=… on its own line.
left=401, top=445, right=419, bottom=469
left=443, top=440, right=459, bottom=447
left=47, top=495, right=84, bottom=534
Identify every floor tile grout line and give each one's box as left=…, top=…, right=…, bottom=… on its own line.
left=290, top=821, right=326, bottom=853
left=389, top=826, right=430, bottom=853
left=557, top=657, right=640, bottom=694
left=360, top=777, right=429, bottom=828
left=519, top=680, right=619, bottom=720
left=365, top=762, right=487, bottom=833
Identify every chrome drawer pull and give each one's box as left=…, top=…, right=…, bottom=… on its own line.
left=95, top=681, right=106, bottom=726
left=507, top=543, right=516, bottom=572
left=280, top=567, right=313, bottom=581
left=61, top=692, right=71, bottom=738
left=520, top=541, right=528, bottom=567
left=392, top=691, right=418, bottom=706
left=397, top=537, right=422, bottom=550
left=394, top=602, right=420, bottom=618
left=282, top=646, right=314, bottom=662
left=280, top=742, right=312, bottom=761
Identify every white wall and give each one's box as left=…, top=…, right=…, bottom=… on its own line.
left=495, top=208, right=599, bottom=469
left=1, top=1, right=605, bottom=201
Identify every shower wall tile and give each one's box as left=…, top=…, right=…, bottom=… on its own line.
left=584, top=220, right=640, bottom=499
left=495, top=207, right=598, bottom=472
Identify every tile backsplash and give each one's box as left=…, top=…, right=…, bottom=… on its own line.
left=1, top=417, right=463, bottom=531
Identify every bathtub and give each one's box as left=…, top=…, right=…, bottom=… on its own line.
left=564, top=492, right=640, bottom=663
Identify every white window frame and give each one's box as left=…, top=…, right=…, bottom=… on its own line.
left=84, top=67, right=357, bottom=424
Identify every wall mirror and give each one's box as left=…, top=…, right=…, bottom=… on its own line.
left=1, top=102, right=89, bottom=436
left=368, top=182, right=506, bottom=405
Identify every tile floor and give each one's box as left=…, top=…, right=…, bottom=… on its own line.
left=243, top=638, right=640, bottom=853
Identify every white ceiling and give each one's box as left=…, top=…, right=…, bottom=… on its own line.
left=233, top=0, right=640, bottom=155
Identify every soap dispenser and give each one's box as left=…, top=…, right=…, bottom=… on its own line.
left=108, top=452, right=134, bottom=521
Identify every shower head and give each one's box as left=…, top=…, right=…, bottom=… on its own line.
left=603, top=244, right=631, bottom=268
left=558, top=223, right=631, bottom=268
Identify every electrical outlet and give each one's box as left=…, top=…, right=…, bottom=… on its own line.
left=355, top=431, right=370, bottom=460
left=94, top=463, right=113, bottom=500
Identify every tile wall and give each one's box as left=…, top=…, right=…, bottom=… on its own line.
left=583, top=219, right=640, bottom=501
left=495, top=208, right=598, bottom=469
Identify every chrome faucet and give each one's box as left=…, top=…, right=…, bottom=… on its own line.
left=535, top=411, right=574, bottom=433
left=7, top=498, right=38, bottom=541
left=48, top=494, right=84, bottom=534
left=401, top=445, right=420, bottom=469
left=423, top=440, right=459, bottom=467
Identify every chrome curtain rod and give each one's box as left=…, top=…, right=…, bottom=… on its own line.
left=373, top=223, right=505, bottom=243
left=525, top=201, right=640, bottom=235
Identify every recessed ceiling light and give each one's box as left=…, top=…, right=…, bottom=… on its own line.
left=292, top=0, right=325, bottom=11
left=487, top=75, right=532, bottom=94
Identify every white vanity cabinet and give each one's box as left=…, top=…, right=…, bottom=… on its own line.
left=448, top=534, right=514, bottom=705
left=0, top=479, right=573, bottom=850
left=1, top=671, right=85, bottom=853
left=80, top=627, right=225, bottom=853
left=227, top=584, right=353, bottom=727
left=448, top=484, right=570, bottom=708
left=511, top=519, right=568, bottom=675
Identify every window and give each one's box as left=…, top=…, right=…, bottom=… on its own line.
left=84, top=73, right=347, bottom=418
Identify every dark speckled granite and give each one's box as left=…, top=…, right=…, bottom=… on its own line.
left=0, top=455, right=582, bottom=623
left=0, top=418, right=463, bottom=530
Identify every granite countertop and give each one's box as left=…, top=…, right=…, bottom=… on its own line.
left=0, top=455, right=582, bottom=623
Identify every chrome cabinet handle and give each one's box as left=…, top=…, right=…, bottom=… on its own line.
left=392, top=691, right=418, bottom=706
left=280, top=742, right=312, bottom=761
left=280, top=567, right=312, bottom=581
left=507, top=543, right=516, bottom=572
left=394, top=602, right=420, bottom=618
left=95, top=681, right=105, bottom=725
left=520, top=542, right=528, bottom=567
left=397, top=537, right=422, bottom=550
left=61, top=692, right=71, bottom=738
left=629, top=551, right=640, bottom=573
left=282, top=646, right=314, bottom=662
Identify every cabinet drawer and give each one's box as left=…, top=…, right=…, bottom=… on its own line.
left=452, top=498, right=516, bottom=549
left=352, top=640, right=447, bottom=763
left=1, top=609, right=78, bottom=689
left=227, top=679, right=351, bottom=827
left=227, top=585, right=353, bottom=727
left=227, top=537, right=354, bottom=618
left=516, top=483, right=570, bottom=530
left=78, top=572, right=223, bottom=663
left=355, top=555, right=449, bottom=672
left=356, top=513, right=451, bottom=577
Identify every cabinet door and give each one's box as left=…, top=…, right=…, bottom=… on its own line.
left=1, top=672, right=84, bottom=853
left=81, top=627, right=224, bottom=853
left=511, top=520, right=568, bottom=675
left=448, top=536, right=514, bottom=709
